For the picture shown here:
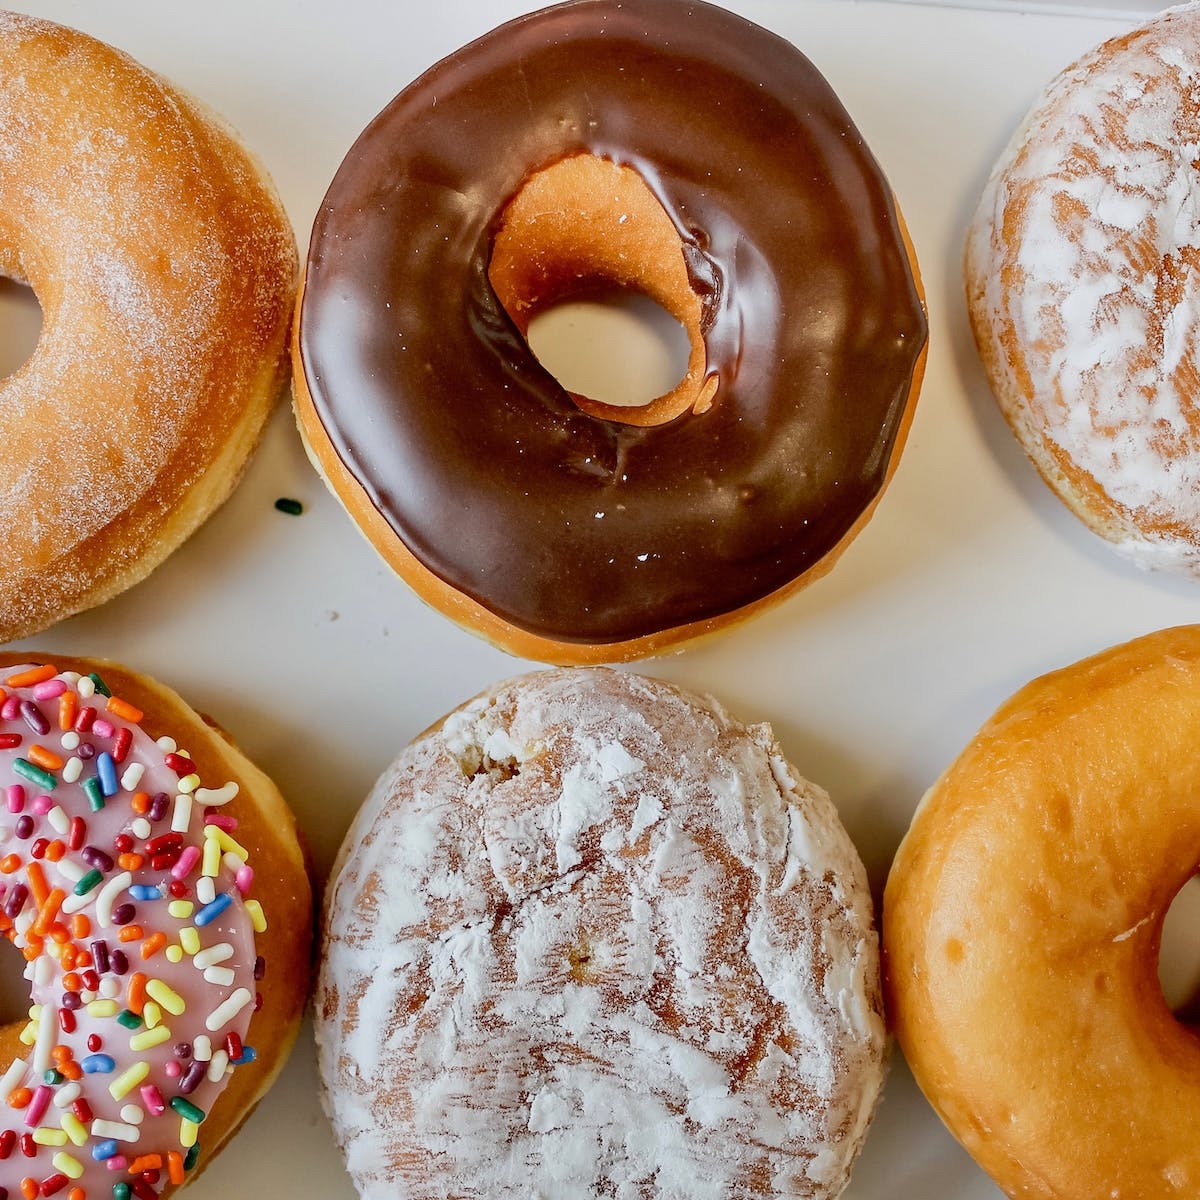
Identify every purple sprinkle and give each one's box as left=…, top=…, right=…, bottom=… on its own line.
left=13, top=815, right=33, bottom=840
left=111, top=903, right=136, bottom=926
left=253, top=955, right=266, bottom=981
left=76, top=743, right=96, bottom=761
left=173, top=1042, right=192, bottom=1060
left=178, top=1059, right=206, bottom=1095
left=18, top=701, right=49, bottom=736
left=61, top=990, right=81, bottom=1012
left=147, top=793, right=170, bottom=822
left=109, top=949, right=128, bottom=976
left=81, top=846, right=115, bottom=872
left=3, top=883, right=27, bottom=919
left=90, top=940, right=110, bottom=975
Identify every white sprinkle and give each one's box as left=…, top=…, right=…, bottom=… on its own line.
left=205, top=987, right=252, bottom=1032
left=52, top=1081, right=81, bottom=1109
left=90, top=1120, right=139, bottom=1143
left=55, top=858, right=84, bottom=883
left=221, top=851, right=242, bottom=872
left=119, top=1104, right=144, bottom=1126
left=192, top=1035, right=212, bottom=1063
left=171, top=794, right=192, bottom=835
left=60, top=732, right=80, bottom=751
left=130, top=818, right=151, bottom=840
left=76, top=677, right=95, bottom=700
left=46, top=806, right=69, bottom=835
left=196, top=877, right=215, bottom=905
left=194, top=782, right=239, bottom=807
left=203, top=966, right=235, bottom=987
left=155, top=736, right=177, bottom=754
left=95, top=871, right=132, bottom=928
left=206, top=1049, right=229, bottom=1082
left=62, top=758, right=83, bottom=784
left=34, top=956, right=53, bottom=986
left=31, top=1000, right=56, bottom=1075
left=0, top=1058, right=27, bottom=1097
left=120, top=763, right=145, bottom=792
left=99, top=978, right=119, bottom=1000
left=192, top=943, right=233, bottom=970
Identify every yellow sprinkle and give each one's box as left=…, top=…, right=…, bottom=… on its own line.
left=130, top=1025, right=172, bottom=1052
left=52, top=1151, right=83, bottom=1180
left=145, top=979, right=185, bottom=1016
left=108, top=1061, right=150, bottom=1100
left=179, top=1117, right=199, bottom=1148
left=32, top=1128, right=67, bottom=1146
left=168, top=900, right=194, bottom=919
left=207, top=827, right=249, bottom=861
left=18, top=1022, right=36, bottom=1046
left=178, top=773, right=201, bottom=794
left=143, top=1002, right=163, bottom=1030
left=28, top=1003, right=40, bottom=1020
left=245, top=899, right=266, bottom=933
left=86, top=1000, right=118, bottom=1019
left=180, top=927, right=200, bottom=956
left=201, top=837, right=221, bottom=878
left=165, top=945, right=184, bottom=964
left=60, top=1113, right=87, bottom=1146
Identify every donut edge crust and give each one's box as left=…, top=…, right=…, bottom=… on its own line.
left=0, top=650, right=314, bottom=1191
left=290, top=199, right=926, bottom=665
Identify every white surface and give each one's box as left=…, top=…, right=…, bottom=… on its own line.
left=0, top=1, right=1194, bottom=1197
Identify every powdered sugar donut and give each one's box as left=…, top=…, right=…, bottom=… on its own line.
left=316, top=669, right=884, bottom=1200
left=965, top=3, right=1200, bottom=572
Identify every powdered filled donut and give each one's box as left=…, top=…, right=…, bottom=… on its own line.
left=0, top=653, right=312, bottom=1199
left=0, top=14, right=297, bottom=642
left=317, top=668, right=885, bottom=1199
left=884, top=626, right=1200, bottom=1198
left=294, top=0, right=927, bottom=663
left=966, top=4, right=1200, bottom=573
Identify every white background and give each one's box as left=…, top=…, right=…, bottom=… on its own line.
left=0, top=1, right=1193, bottom=1197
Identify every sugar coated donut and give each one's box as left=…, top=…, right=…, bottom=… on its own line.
left=0, top=14, right=297, bottom=643
left=965, top=4, right=1200, bottom=574
left=317, top=669, right=885, bottom=1200
left=883, top=626, right=1200, bottom=1199
left=294, top=0, right=927, bottom=664
left=0, top=653, right=312, bottom=1198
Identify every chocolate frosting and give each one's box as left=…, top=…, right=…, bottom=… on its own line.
left=298, top=0, right=927, bottom=644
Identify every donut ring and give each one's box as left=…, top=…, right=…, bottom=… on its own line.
left=317, top=669, right=886, bottom=1199
left=965, top=4, right=1200, bottom=573
left=294, top=0, right=927, bottom=663
left=884, top=626, right=1200, bottom=1198
left=0, top=14, right=297, bottom=642
left=0, top=653, right=312, bottom=1199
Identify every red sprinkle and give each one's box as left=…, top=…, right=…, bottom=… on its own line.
left=67, top=818, right=85, bottom=852
left=72, top=707, right=96, bottom=733
left=111, top=726, right=132, bottom=765
left=71, top=1098, right=93, bottom=1124
left=163, top=753, right=194, bottom=777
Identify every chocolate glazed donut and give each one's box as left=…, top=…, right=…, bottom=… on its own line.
left=295, top=0, right=927, bottom=663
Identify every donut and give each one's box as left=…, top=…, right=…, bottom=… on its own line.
left=316, top=668, right=886, bottom=1200
left=0, top=652, right=312, bottom=1199
left=883, top=626, right=1200, bottom=1198
left=965, top=4, right=1200, bottom=574
left=293, top=0, right=928, bottom=664
left=0, top=14, right=297, bottom=643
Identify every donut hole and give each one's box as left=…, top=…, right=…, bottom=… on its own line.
left=0, top=277, right=42, bottom=380
left=526, top=289, right=691, bottom=409
left=0, top=933, right=30, bottom=1026
left=1160, top=874, right=1200, bottom=1019
left=489, top=153, right=716, bottom=427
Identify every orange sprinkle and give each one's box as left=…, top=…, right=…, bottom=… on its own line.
left=0, top=854, right=20, bottom=875
left=59, top=945, right=76, bottom=972
left=127, top=972, right=148, bottom=1015
left=5, top=665, right=55, bottom=688
left=118, top=925, right=144, bottom=943
left=7, top=1087, right=31, bottom=1109
left=127, top=1155, right=163, bottom=1174
left=131, top=792, right=151, bottom=815
left=50, top=1046, right=71, bottom=1063
left=57, top=690, right=77, bottom=732
left=26, top=745, right=63, bottom=772
left=58, top=1061, right=81, bottom=1082
left=32, top=887, right=65, bottom=937
left=167, top=1151, right=185, bottom=1184
left=106, top=696, right=143, bottom=724
left=62, top=973, right=81, bottom=993
left=74, top=948, right=91, bottom=969
left=71, top=914, right=90, bottom=940
left=25, top=862, right=48, bottom=906
left=68, top=1190, right=85, bottom=1200
left=140, top=932, right=167, bottom=959
left=44, top=840, right=65, bottom=863
left=20, top=940, right=41, bottom=962
left=20, top=1174, right=37, bottom=1200
left=117, top=853, right=144, bottom=872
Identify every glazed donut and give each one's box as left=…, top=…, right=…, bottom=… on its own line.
left=316, top=668, right=886, bottom=1200
left=0, top=14, right=297, bottom=643
left=294, top=0, right=928, bottom=664
left=965, top=4, right=1200, bottom=574
left=883, top=626, right=1200, bottom=1199
left=0, top=653, right=312, bottom=1199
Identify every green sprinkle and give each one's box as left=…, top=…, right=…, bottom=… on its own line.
left=116, top=1009, right=143, bottom=1030
left=12, top=758, right=56, bottom=791
left=87, top=672, right=111, bottom=697
left=274, top=496, right=304, bottom=516
left=74, top=869, right=103, bottom=897
left=43, top=1068, right=63, bottom=1086
left=113, top=1183, right=131, bottom=1200
left=169, top=1096, right=206, bottom=1124
left=183, top=1143, right=200, bottom=1171
left=82, top=777, right=105, bottom=812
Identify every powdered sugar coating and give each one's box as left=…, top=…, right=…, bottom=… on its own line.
left=0, top=13, right=295, bottom=639
left=317, top=670, right=885, bottom=1200
left=965, top=2, right=1200, bottom=572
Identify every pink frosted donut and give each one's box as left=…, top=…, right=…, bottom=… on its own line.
left=317, top=669, right=885, bottom=1200
left=0, top=655, right=311, bottom=1199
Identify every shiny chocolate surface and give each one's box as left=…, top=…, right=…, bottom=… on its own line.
left=298, top=0, right=927, bottom=644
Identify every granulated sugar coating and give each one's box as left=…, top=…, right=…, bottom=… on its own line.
left=317, top=669, right=885, bottom=1200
